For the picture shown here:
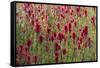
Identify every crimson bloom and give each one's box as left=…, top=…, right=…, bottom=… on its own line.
left=31, top=19, right=34, bottom=26
left=69, top=8, right=74, bottom=15
left=56, top=23, right=60, bottom=30
left=91, top=16, right=95, bottom=26
left=76, top=7, right=81, bottom=13
left=34, top=56, right=38, bottom=64
left=21, top=45, right=28, bottom=56
left=54, top=42, right=61, bottom=51
left=84, top=26, right=88, bottom=37
left=74, top=21, right=77, bottom=27
left=38, top=35, right=44, bottom=43
left=66, top=22, right=72, bottom=33
left=60, top=6, right=68, bottom=13
left=54, top=51, right=59, bottom=63
left=50, top=34, right=55, bottom=41
left=71, top=32, right=76, bottom=40
left=58, top=32, right=65, bottom=41
left=76, top=7, right=81, bottom=17
left=27, top=39, right=32, bottom=47
left=84, top=10, right=87, bottom=17
left=27, top=55, right=32, bottom=64
left=64, top=25, right=68, bottom=33
left=35, top=23, right=41, bottom=33
left=45, top=45, right=49, bottom=52
left=81, top=26, right=88, bottom=38
left=59, top=13, right=65, bottom=20
left=34, top=19, right=41, bottom=33
left=78, top=43, right=80, bottom=49
left=47, top=27, right=51, bottom=34
left=49, top=32, right=57, bottom=41
left=62, top=48, right=67, bottom=55
left=77, top=36, right=83, bottom=49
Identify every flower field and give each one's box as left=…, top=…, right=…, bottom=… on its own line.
left=16, top=3, right=97, bottom=65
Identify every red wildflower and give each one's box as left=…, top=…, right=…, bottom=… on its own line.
left=50, top=32, right=57, bottom=41
left=53, top=32, right=57, bottom=37
left=84, top=26, right=88, bottom=36
left=45, top=15, right=49, bottom=23
left=64, top=25, right=68, bottom=33
left=61, top=6, right=68, bottom=13
left=76, top=7, right=80, bottom=13
left=34, top=56, right=38, bottom=64
left=54, top=51, right=59, bottom=57
left=47, top=27, right=51, bottom=34
left=31, top=19, right=34, bottom=26
left=21, top=45, right=28, bottom=56
left=66, top=22, right=72, bottom=33
left=74, top=21, right=77, bottom=27
left=62, top=48, right=67, bottom=55
left=91, top=16, right=95, bottom=26
left=76, top=7, right=81, bottom=17
left=45, top=45, right=49, bottom=52
left=58, top=32, right=65, bottom=40
left=50, top=34, right=55, bottom=41
left=27, top=39, right=32, bottom=47
left=54, top=51, right=59, bottom=63
left=28, top=10, right=33, bottom=17
left=56, top=23, right=60, bottom=30
left=70, top=8, right=74, bottom=15
left=35, top=20, right=41, bottom=33
left=23, top=3, right=30, bottom=11
left=71, top=32, right=76, bottom=40
left=78, top=44, right=80, bottom=49
left=35, top=23, right=41, bottom=33
left=27, top=55, right=32, bottom=64
left=78, top=36, right=83, bottom=44
left=84, top=10, right=87, bottom=17
left=54, top=42, right=61, bottom=51
left=59, top=13, right=65, bottom=20
left=38, top=35, right=44, bottom=43
left=55, top=56, right=59, bottom=63
left=81, top=26, right=88, bottom=38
